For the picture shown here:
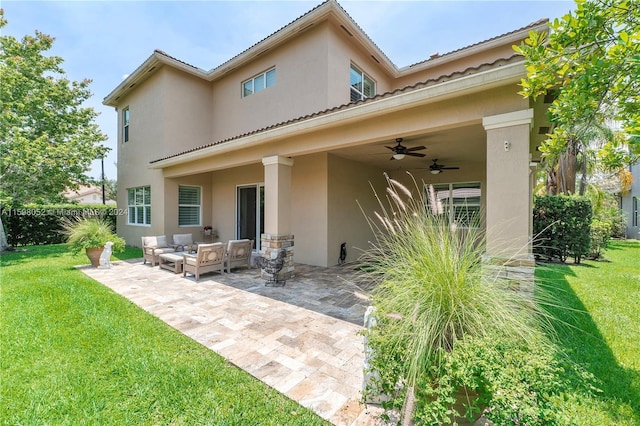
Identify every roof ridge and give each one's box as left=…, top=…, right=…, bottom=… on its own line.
left=153, top=49, right=202, bottom=70
left=208, top=0, right=332, bottom=74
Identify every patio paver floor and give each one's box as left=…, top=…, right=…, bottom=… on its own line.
left=80, top=259, right=386, bottom=425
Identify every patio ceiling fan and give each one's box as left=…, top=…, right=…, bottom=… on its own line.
left=386, top=138, right=426, bottom=160
left=429, top=159, right=460, bottom=174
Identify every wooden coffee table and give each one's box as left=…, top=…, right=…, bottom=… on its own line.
left=159, top=252, right=184, bottom=273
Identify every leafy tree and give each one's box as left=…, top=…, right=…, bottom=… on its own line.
left=0, top=9, right=108, bottom=208
left=88, top=177, right=117, bottom=203
left=515, top=0, right=640, bottom=194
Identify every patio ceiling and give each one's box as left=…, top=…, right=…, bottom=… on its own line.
left=328, top=123, right=487, bottom=172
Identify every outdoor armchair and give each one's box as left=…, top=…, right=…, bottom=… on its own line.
left=171, top=233, right=196, bottom=252
left=141, top=235, right=176, bottom=266
left=225, top=239, right=253, bottom=273
left=183, top=243, right=225, bottom=281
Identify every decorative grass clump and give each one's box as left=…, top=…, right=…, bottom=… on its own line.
left=357, top=173, right=591, bottom=425
left=62, top=217, right=125, bottom=253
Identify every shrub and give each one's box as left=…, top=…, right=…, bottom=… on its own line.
left=589, top=219, right=611, bottom=259
left=358, top=174, right=559, bottom=424
left=1, top=204, right=118, bottom=246
left=533, top=195, right=592, bottom=263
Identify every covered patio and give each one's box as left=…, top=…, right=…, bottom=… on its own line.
left=80, top=260, right=385, bottom=426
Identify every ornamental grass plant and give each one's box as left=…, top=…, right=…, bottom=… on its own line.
left=358, top=173, right=589, bottom=425
left=62, top=217, right=125, bottom=253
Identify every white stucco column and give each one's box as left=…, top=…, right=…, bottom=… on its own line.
left=483, top=109, right=534, bottom=260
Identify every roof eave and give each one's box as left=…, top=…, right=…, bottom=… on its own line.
left=103, top=52, right=208, bottom=107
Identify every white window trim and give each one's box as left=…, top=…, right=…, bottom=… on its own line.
left=178, top=185, right=202, bottom=227
left=242, top=67, right=276, bottom=98
left=127, top=186, right=151, bottom=226
left=427, top=182, right=482, bottom=229
left=123, top=107, right=130, bottom=143
left=350, top=63, right=376, bottom=101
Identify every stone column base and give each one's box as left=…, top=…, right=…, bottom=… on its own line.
left=260, top=233, right=294, bottom=280
left=482, top=255, right=535, bottom=299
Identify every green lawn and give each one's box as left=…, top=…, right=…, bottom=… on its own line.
left=0, top=245, right=328, bottom=426
left=2, top=241, right=638, bottom=425
left=537, top=239, right=640, bottom=425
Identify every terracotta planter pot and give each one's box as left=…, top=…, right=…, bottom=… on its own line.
left=85, top=247, right=104, bottom=267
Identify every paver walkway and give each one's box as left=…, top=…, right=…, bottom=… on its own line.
left=80, top=259, right=386, bottom=425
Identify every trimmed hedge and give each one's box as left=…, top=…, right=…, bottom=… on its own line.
left=1, top=204, right=122, bottom=247
left=533, top=195, right=592, bottom=264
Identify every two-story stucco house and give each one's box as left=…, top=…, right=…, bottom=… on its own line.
left=103, top=0, right=552, bottom=280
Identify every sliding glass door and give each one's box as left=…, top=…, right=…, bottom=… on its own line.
left=236, top=184, right=264, bottom=242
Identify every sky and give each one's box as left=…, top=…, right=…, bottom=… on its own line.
left=2, top=0, right=575, bottom=180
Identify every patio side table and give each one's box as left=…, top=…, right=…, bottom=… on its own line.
left=159, top=253, right=184, bottom=274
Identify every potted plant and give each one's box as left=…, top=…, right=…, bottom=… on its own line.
left=203, top=225, right=213, bottom=236
left=62, top=217, right=125, bottom=266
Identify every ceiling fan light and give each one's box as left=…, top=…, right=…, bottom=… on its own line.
left=430, top=169, right=441, bottom=175
left=393, top=153, right=406, bottom=160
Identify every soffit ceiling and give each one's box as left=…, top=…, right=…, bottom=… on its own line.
left=329, top=124, right=486, bottom=172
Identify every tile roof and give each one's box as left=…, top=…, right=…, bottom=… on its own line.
left=405, top=18, right=548, bottom=69
left=150, top=54, right=523, bottom=164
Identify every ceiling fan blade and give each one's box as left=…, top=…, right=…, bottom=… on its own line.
left=406, top=145, right=426, bottom=152
left=385, top=146, right=396, bottom=151
left=406, top=152, right=426, bottom=157
left=441, top=166, right=460, bottom=170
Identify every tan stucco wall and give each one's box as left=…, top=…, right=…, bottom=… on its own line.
left=209, top=23, right=334, bottom=142
left=325, top=20, right=392, bottom=107
left=327, top=154, right=386, bottom=266
left=116, top=71, right=166, bottom=244
left=163, top=173, right=213, bottom=243
left=291, top=153, right=329, bottom=266
left=116, top=68, right=212, bottom=245
left=162, top=67, right=212, bottom=154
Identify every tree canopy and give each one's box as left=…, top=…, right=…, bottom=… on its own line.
left=515, top=0, right=640, bottom=192
left=0, top=9, right=108, bottom=207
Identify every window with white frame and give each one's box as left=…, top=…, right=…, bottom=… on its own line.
left=350, top=64, right=375, bottom=102
left=123, top=107, right=130, bottom=142
left=127, top=186, right=150, bottom=225
left=178, top=185, right=201, bottom=226
left=428, top=182, right=482, bottom=228
left=242, top=68, right=276, bottom=97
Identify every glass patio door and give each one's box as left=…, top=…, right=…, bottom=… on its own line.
left=236, top=184, right=264, bottom=242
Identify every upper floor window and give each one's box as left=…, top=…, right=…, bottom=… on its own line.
left=350, top=64, right=375, bottom=102
left=428, top=182, right=482, bottom=229
left=128, top=186, right=150, bottom=225
left=178, top=185, right=201, bottom=227
left=243, top=68, right=276, bottom=97
left=123, top=107, right=130, bottom=142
